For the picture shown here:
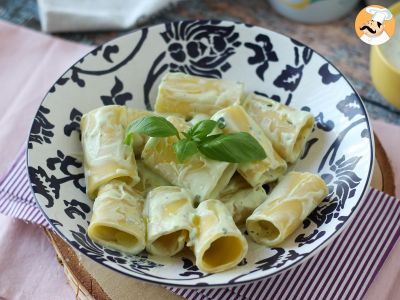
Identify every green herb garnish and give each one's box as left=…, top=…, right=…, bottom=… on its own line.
left=187, top=119, right=219, bottom=141
left=198, top=132, right=266, bottom=163
left=124, top=116, right=179, bottom=145
left=124, top=116, right=266, bottom=163
left=173, top=139, right=199, bottom=162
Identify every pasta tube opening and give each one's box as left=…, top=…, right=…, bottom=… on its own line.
left=151, top=230, right=188, bottom=256
left=246, top=172, right=328, bottom=246
left=90, top=225, right=139, bottom=249
left=88, top=180, right=146, bottom=254
left=247, top=220, right=280, bottom=241
left=202, top=235, right=244, bottom=269
left=192, top=199, right=247, bottom=273
left=145, top=186, right=194, bottom=256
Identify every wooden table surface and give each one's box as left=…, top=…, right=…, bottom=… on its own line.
left=1, top=0, right=400, bottom=125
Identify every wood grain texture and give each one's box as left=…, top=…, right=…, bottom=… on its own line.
left=44, top=230, right=110, bottom=300
left=44, top=231, right=182, bottom=300
left=373, top=134, right=395, bottom=195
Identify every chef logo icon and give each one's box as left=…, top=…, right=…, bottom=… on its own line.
left=355, top=5, right=395, bottom=45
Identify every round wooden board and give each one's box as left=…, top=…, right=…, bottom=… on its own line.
left=44, top=133, right=395, bottom=300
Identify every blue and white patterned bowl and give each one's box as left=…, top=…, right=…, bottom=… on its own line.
left=27, top=20, right=374, bottom=287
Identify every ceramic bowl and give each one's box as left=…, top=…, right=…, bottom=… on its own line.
left=268, top=0, right=359, bottom=24
left=27, top=20, right=374, bottom=287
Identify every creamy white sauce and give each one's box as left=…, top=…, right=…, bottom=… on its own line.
left=188, top=114, right=209, bottom=125
left=380, top=14, right=400, bottom=70
left=83, top=109, right=134, bottom=170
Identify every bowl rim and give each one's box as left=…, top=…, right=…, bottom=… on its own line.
left=26, top=19, right=375, bottom=288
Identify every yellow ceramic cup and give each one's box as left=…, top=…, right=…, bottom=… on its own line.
left=370, top=2, right=400, bottom=108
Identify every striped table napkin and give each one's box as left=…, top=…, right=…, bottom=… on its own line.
left=1, top=149, right=400, bottom=300
left=0, top=149, right=49, bottom=227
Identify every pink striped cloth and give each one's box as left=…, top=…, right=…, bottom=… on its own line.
left=1, top=148, right=400, bottom=300
left=0, top=149, right=49, bottom=227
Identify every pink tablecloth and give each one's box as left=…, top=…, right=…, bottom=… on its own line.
left=0, top=20, right=399, bottom=300
left=0, top=20, right=92, bottom=299
left=0, top=20, right=92, bottom=175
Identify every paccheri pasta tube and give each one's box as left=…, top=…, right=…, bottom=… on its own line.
left=246, top=171, right=328, bottom=246
left=81, top=105, right=150, bottom=199
left=88, top=180, right=145, bottom=254
left=211, top=105, right=287, bottom=187
left=141, top=116, right=237, bottom=202
left=190, top=199, right=248, bottom=273
left=219, top=174, right=267, bottom=224
left=144, top=186, right=194, bottom=256
left=243, top=93, right=315, bottom=163
left=154, top=72, right=243, bottom=118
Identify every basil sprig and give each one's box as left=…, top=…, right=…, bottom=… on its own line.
left=198, top=132, right=267, bottom=163
left=124, top=116, right=179, bottom=145
left=173, top=139, right=198, bottom=162
left=124, top=116, right=266, bottom=163
left=187, top=119, right=221, bottom=141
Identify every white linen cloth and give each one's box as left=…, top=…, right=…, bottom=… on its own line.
left=37, top=0, right=182, bottom=32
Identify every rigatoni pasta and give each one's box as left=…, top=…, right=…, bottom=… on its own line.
left=141, top=116, right=237, bottom=202
left=155, top=72, right=243, bottom=118
left=220, top=174, right=267, bottom=224
left=144, top=186, right=194, bottom=256
left=88, top=180, right=145, bottom=254
left=243, top=93, right=315, bottom=163
left=190, top=199, right=248, bottom=273
left=246, top=172, right=328, bottom=246
left=211, top=105, right=287, bottom=186
left=81, top=105, right=150, bottom=199
left=81, top=72, right=331, bottom=274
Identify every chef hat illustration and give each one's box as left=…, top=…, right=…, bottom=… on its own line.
left=366, top=6, right=392, bottom=24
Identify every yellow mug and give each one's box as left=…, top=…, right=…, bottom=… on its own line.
left=370, top=2, right=400, bottom=108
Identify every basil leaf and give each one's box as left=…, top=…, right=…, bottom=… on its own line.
left=124, top=116, right=178, bottom=144
left=124, top=132, right=135, bottom=145
left=173, top=139, right=198, bottom=162
left=198, top=132, right=267, bottom=163
left=198, top=133, right=223, bottom=144
left=187, top=120, right=218, bottom=140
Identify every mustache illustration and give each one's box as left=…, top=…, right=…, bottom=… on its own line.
left=360, top=25, right=376, bottom=34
